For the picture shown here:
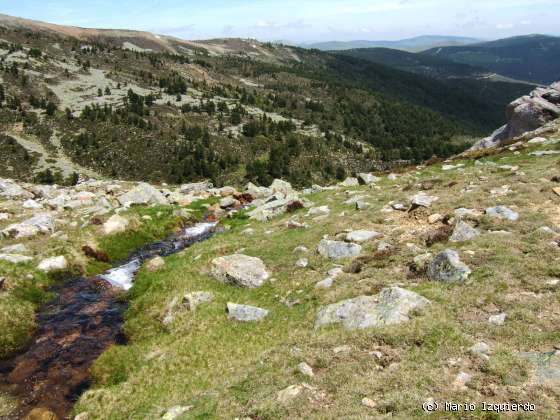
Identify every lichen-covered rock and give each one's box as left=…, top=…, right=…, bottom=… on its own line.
left=486, top=206, right=519, bottom=221
left=315, top=287, right=429, bottom=330
left=450, top=221, right=480, bottom=242
left=211, top=254, right=270, bottom=288
left=340, top=177, right=359, bottom=187
left=317, top=240, right=361, bottom=260
left=427, top=249, right=471, bottom=283
left=227, top=303, right=269, bottom=321
left=357, top=173, right=380, bottom=185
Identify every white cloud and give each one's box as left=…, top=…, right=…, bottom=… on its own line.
left=496, top=23, right=514, bottom=29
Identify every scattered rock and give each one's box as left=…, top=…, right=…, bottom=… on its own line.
left=340, top=177, right=359, bottom=187
left=345, top=230, right=381, bottom=243
left=161, top=405, right=193, bottom=420
left=450, top=221, right=480, bottom=242
left=488, top=313, right=506, bottom=326
left=297, top=362, right=314, bottom=377
left=117, top=183, right=168, bottom=206
left=427, top=249, right=471, bottom=283
left=180, top=180, right=213, bottom=194
left=38, top=256, right=68, bottom=273
left=357, top=173, right=380, bottom=185
left=307, top=206, right=330, bottom=217
left=23, top=199, right=43, bottom=209
left=470, top=342, right=491, bottom=360
left=102, top=214, right=129, bottom=235
left=227, top=303, right=269, bottom=322
left=355, top=200, right=370, bottom=210
left=219, top=196, right=238, bottom=209
left=485, top=206, right=519, bottom=221
left=391, top=203, right=407, bottom=211
left=315, top=287, right=430, bottom=330
left=361, top=397, right=377, bottom=409
left=211, top=254, right=270, bottom=288
left=315, top=277, right=334, bottom=289
left=183, top=291, right=214, bottom=311
left=295, top=258, right=309, bottom=268
left=0, top=254, right=33, bottom=264
left=453, top=371, right=472, bottom=390
left=428, top=213, right=443, bottom=224
left=317, top=240, right=362, bottom=260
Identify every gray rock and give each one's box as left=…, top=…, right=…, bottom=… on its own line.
left=270, top=179, right=295, bottom=196
left=161, top=405, right=193, bottom=420
left=248, top=197, right=292, bottom=221
left=315, top=287, right=430, bottom=330
left=357, top=173, right=380, bottom=185
left=295, top=258, right=309, bottom=268
left=297, top=362, right=314, bottom=377
left=2, top=213, right=56, bottom=239
left=227, top=303, right=269, bottom=322
left=317, top=240, right=361, bottom=260
left=346, top=230, right=381, bottom=243
left=488, top=313, right=506, bottom=326
left=450, top=221, right=480, bottom=242
left=520, top=350, right=560, bottom=386
left=410, top=193, right=438, bottom=208
left=38, top=256, right=68, bottom=272
left=470, top=82, right=560, bottom=150
left=377, top=241, right=394, bottom=252
left=427, top=249, right=471, bottom=283
left=117, top=183, right=168, bottom=206
left=23, top=199, right=43, bottom=209
left=1, top=244, right=28, bottom=254
left=0, top=254, right=33, bottom=264
left=180, top=181, right=213, bottom=194
left=219, top=196, right=237, bottom=209
left=211, top=254, right=270, bottom=288
left=0, top=179, right=33, bottom=199
left=470, top=342, right=491, bottom=360
left=485, top=206, right=519, bottom=221
left=183, top=291, right=214, bottom=311
left=315, top=277, right=334, bottom=289
left=307, top=206, right=330, bottom=217
left=530, top=150, right=560, bottom=157
left=245, top=182, right=271, bottom=198
left=355, top=200, right=370, bottom=210
left=340, top=177, right=359, bottom=187
left=391, top=203, right=407, bottom=211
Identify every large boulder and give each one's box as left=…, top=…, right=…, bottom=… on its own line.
left=211, top=254, right=270, bottom=288
left=427, top=249, right=471, bottom=283
left=317, top=240, right=361, bottom=260
left=117, top=183, right=168, bottom=206
left=471, top=82, right=560, bottom=150
left=227, top=303, right=269, bottom=322
left=245, top=182, right=272, bottom=199
left=315, top=287, right=430, bottom=330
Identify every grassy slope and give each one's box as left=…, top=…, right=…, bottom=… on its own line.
left=74, top=137, right=560, bottom=418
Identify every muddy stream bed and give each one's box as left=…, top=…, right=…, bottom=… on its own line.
left=0, top=222, right=218, bottom=419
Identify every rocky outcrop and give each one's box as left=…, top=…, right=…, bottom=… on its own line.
left=471, top=82, right=560, bottom=150
left=315, top=287, right=430, bottom=330
left=117, top=183, right=168, bottom=206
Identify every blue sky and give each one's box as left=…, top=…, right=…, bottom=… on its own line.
left=2, top=0, right=559, bottom=43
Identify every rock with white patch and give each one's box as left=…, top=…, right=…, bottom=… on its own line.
left=317, top=240, right=361, bottom=260
left=211, top=254, right=270, bottom=288
left=227, top=303, right=269, bottom=322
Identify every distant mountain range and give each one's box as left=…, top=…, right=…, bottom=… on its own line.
left=422, top=34, right=560, bottom=84
left=302, top=35, right=482, bottom=52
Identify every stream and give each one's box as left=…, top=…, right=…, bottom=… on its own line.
left=0, top=222, right=217, bottom=419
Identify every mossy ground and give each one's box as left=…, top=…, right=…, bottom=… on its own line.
left=64, top=142, right=560, bottom=418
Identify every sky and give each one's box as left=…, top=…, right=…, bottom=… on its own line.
left=2, top=0, right=560, bottom=43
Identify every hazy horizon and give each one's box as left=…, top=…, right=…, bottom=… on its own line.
left=2, top=0, right=560, bottom=43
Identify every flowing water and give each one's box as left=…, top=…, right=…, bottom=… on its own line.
left=0, top=222, right=217, bottom=419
